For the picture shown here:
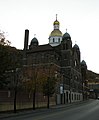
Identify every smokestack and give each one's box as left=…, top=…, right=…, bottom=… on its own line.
left=24, top=29, right=29, bottom=50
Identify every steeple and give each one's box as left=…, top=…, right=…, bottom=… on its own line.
left=53, top=14, right=60, bottom=30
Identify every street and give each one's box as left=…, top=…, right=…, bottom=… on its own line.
left=1, top=100, right=99, bottom=120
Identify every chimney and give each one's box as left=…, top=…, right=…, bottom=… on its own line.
left=24, top=29, right=29, bottom=50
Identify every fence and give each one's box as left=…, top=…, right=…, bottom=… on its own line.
left=0, top=90, right=56, bottom=112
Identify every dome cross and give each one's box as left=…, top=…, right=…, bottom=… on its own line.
left=56, top=14, right=57, bottom=20
left=66, top=28, right=67, bottom=32
left=34, top=34, right=36, bottom=37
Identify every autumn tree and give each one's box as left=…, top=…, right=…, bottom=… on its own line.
left=23, top=65, right=39, bottom=110
left=25, top=66, right=47, bottom=110
left=41, top=64, right=57, bottom=108
left=42, top=76, right=56, bottom=108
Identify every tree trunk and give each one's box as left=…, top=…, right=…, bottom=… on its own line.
left=33, top=90, right=35, bottom=110
left=14, top=89, right=17, bottom=113
left=47, top=94, right=50, bottom=109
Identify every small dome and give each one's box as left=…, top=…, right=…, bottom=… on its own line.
left=30, top=37, right=39, bottom=46
left=31, top=37, right=38, bottom=43
left=73, top=44, right=80, bottom=50
left=81, top=60, right=87, bottom=66
left=62, top=32, right=71, bottom=39
left=49, top=29, right=62, bottom=37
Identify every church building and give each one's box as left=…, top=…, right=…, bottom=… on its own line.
left=23, top=16, right=87, bottom=104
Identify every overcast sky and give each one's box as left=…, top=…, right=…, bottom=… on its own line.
left=0, top=0, right=99, bottom=73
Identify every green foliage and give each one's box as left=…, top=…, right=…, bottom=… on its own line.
left=0, top=44, right=22, bottom=89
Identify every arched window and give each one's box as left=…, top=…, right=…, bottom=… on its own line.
left=75, top=60, right=77, bottom=66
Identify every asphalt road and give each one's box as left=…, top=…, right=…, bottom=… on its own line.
left=1, top=100, right=99, bottom=120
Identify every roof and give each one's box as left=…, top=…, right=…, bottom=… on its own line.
left=81, top=60, right=87, bottom=66
left=73, top=44, right=80, bottom=50
left=49, top=29, right=62, bottom=37
left=27, top=44, right=54, bottom=53
left=31, top=37, right=38, bottom=44
left=62, top=32, right=71, bottom=39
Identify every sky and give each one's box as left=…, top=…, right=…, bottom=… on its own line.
left=0, top=0, right=99, bottom=73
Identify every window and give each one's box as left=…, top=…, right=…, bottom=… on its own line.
left=69, top=93, right=71, bottom=100
left=8, top=91, right=11, bottom=98
left=75, top=60, right=77, bottom=66
left=72, top=94, right=73, bottom=100
left=79, top=95, right=80, bottom=100
left=58, top=38, right=60, bottom=42
left=53, top=38, right=55, bottom=42
left=75, top=94, right=76, bottom=100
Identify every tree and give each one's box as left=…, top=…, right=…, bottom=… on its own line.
left=42, top=76, right=56, bottom=108
left=23, top=66, right=39, bottom=110
left=0, top=44, right=23, bottom=89
left=0, top=30, right=12, bottom=88
left=0, top=30, right=11, bottom=46
left=13, top=68, right=23, bottom=113
left=41, top=64, right=57, bottom=108
left=23, top=60, right=58, bottom=109
left=26, top=66, right=45, bottom=110
left=0, top=33, right=23, bottom=112
left=0, top=45, right=11, bottom=88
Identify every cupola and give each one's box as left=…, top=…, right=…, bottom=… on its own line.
left=49, top=14, right=63, bottom=47
left=61, top=30, right=72, bottom=49
left=29, top=36, right=39, bottom=49
left=62, top=31, right=71, bottom=40
left=81, top=60, right=87, bottom=66
left=30, top=37, right=39, bottom=46
left=73, top=44, right=80, bottom=51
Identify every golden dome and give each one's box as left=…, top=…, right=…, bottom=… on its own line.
left=53, top=14, right=60, bottom=25
left=53, top=20, right=60, bottom=25
left=49, top=29, right=62, bottom=37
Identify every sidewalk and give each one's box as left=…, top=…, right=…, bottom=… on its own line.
left=0, top=99, right=92, bottom=119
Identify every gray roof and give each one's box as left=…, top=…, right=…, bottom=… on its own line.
left=73, top=44, right=80, bottom=50
left=62, top=32, right=71, bottom=39
left=81, top=60, right=87, bottom=66
left=31, top=37, right=38, bottom=43
left=27, top=44, right=53, bottom=53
